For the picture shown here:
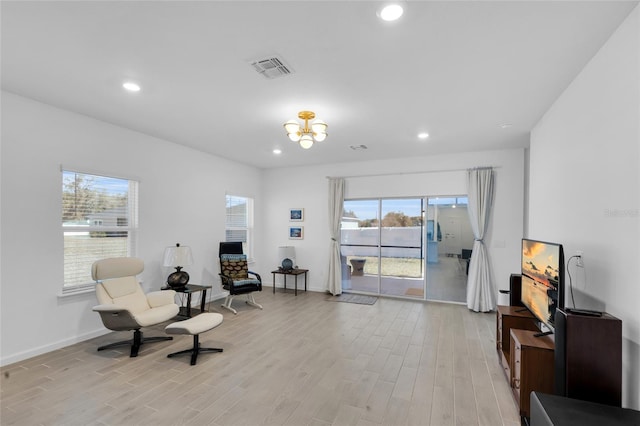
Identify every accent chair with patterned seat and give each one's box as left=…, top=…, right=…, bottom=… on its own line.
left=218, top=242, right=263, bottom=314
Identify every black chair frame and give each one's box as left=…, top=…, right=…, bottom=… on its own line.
left=98, top=329, right=173, bottom=357
left=167, top=334, right=223, bottom=365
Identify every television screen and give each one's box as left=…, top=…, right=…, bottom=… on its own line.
left=521, top=238, right=564, bottom=329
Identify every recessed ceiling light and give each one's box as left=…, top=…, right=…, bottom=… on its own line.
left=273, top=149, right=282, bottom=155
left=122, top=82, right=141, bottom=92
left=418, top=132, right=429, bottom=140
left=500, top=123, right=512, bottom=129
left=378, top=4, right=404, bottom=21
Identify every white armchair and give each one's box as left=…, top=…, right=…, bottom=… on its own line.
left=92, top=257, right=179, bottom=357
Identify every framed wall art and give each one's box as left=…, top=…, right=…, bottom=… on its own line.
left=289, top=208, right=304, bottom=222
left=289, top=226, right=304, bottom=240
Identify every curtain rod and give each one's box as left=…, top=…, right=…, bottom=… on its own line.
left=326, top=165, right=499, bottom=180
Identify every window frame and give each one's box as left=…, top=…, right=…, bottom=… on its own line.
left=61, top=169, right=139, bottom=295
left=225, top=194, right=254, bottom=261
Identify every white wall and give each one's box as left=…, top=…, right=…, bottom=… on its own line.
left=0, top=92, right=263, bottom=365
left=261, top=149, right=525, bottom=305
left=530, top=5, right=639, bottom=409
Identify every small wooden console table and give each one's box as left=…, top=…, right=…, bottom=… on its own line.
left=271, top=268, right=308, bottom=296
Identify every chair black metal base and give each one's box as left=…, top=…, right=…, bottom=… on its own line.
left=97, top=329, right=173, bottom=357
left=167, top=334, right=223, bottom=365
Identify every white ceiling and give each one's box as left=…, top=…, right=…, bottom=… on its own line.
left=2, top=1, right=637, bottom=169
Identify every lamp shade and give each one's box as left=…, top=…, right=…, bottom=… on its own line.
left=284, top=120, right=301, bottom=134
left=284, top=120, right=301, bottom=141
left=311, top=120, right=327, bottom=135
left=313, top=132, right=327, bottom=142
left=163, top=243, right=193, bottom=267
left=288, top=132, right=302, bottom=142
left=299, top=135, right=314, bottom=149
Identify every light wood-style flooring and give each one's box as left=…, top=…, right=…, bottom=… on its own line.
left=1, top=290, right=520, bottom=426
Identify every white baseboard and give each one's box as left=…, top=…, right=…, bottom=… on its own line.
left=1, top=328, right=111, bottom=367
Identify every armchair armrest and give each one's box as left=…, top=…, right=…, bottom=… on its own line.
left=248, top=271, right=262, bottom=282
left=92, top=304, right=130, bottom=313
left=146, top=289, right=176, bottom=308
left=92, top=304, right=139, bottom=331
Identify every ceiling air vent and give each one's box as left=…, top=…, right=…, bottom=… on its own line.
left=249, top=56, right=293, bottom=79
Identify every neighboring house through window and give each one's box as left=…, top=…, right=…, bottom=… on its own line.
left=225, top=194, right=253, bottom=259
left=62, top=169, right=138, bottom=294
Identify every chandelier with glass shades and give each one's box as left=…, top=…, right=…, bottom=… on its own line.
left=283, top=111, right=328, bottom=149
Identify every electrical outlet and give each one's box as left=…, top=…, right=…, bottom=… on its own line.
left=576, top=250, right=584, bottom=267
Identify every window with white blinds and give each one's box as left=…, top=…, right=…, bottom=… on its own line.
left=62, top=170, right=138, bottom=293
left=225, top=194, right=253, bottom=259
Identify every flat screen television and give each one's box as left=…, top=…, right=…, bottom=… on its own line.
left=521, top=238, right=564, bottom=332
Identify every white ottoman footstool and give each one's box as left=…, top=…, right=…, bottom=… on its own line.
left=165, top=313, right=224, bottom=365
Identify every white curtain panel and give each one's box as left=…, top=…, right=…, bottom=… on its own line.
left=466, top=167, right=496, bottom=312
left=325, top=178, right=345, bottom=295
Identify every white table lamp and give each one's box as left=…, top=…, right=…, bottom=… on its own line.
left=278, top=246, right=296, bottom=270
left=163, top=243, right=193, bottom=288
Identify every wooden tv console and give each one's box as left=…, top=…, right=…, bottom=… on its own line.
left=496, top=304, right=623, bottom=420
left=496, top=306, right=538, bottom=380
left=496, top=305, right=554, bottom=418
left=510, top=329, right=555, bottom=418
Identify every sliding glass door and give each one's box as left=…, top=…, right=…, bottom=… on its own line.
left=380, top=199, right=424, bottom=297
left=425, top=197, right=472, bottom=303
left=341, top=198, right=425, bottom=298
left=341, top=196, right=471, bottom=303
left=340, top=199, right=379, bottom=294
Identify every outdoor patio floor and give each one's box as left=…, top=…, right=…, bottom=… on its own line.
left=345, top=255, right=467, bottom=303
